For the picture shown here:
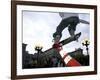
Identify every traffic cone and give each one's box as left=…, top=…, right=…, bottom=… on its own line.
left=60, top=49, right=81, bottom=67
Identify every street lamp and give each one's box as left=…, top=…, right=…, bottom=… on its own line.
left=35, top=45, right=43, bottom=53
left=34, top=45, right=43, bottom=67
left=82, top=39, right=90, bottom=55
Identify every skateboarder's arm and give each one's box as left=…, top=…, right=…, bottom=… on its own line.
left=79, top=19, right=89, bottom=24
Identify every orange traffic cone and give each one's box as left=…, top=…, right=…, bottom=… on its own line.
left=60, top=49, right=81, bottom=67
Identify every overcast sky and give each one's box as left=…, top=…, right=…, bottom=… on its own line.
left=22, top=11, right=90, bottom=55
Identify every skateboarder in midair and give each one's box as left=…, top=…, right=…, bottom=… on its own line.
left=53, top=13, right=89, bottom=43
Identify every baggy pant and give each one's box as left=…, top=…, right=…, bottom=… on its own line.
left=53, top=16, right=79, bottom=39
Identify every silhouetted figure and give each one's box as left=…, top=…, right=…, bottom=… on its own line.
left=53, top=13, right=89, bottom=42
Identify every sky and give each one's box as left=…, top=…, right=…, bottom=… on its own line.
left=22, top=11, right=90, bottom=55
